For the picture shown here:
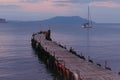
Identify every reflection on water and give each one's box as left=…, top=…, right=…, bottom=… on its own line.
left=0, top=23, right=54, bottom=80
left=0, top=22, right=120, bottom=80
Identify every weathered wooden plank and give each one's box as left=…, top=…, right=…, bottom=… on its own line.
left=32, top=32, right=120, bottom=80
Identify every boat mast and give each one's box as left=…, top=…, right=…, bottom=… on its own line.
left=88, top=6, right=90, bottom=25
left=88, top=6, right=92, bottom=27
left=86, top=6, right=92, bottom=55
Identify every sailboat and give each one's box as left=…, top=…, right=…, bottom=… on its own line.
left=82, top=6, right=92, bottom=28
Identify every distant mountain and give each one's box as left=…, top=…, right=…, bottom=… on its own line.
left=8, top=16, right=95, bottom=25
left=0, top=18, right=7, bottom=23
left=40, top=16, right=95, bottom=24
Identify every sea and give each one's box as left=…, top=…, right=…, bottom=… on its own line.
left=0, top=22, right=120, bottom=80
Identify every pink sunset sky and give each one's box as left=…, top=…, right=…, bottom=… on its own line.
left=0, top=0, right=120, bottom=23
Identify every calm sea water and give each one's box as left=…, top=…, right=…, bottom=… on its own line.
left=0, top=22, right=54, bottom=80
left=0, top=22, right=120, bottom=80
left=52, top=23, right=120, bottom=72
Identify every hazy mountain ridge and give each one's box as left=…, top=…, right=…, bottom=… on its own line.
left=8, top=16, right=95, bottom=24
left=0, top=18, right=7, bottom=23
left=40, top=16, right=96, bottom=25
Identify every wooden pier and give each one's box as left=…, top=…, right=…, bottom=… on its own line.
left=31, top=30, right=120, bottom=80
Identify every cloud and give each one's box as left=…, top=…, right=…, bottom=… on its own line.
left=0, top=4, right=21, bottom=9
left=90, top=1, right=120, bottom=8
left=54, top=3, right=69, bottom=7
left=18, top=0, right=120, bottom=7
left=20, top=0, right=43, bottom=3
left=51, top=0, right=120, bottom=8
left=51, top=0, right=120, bottom=5
left=51, top=0, right=93, bottom=4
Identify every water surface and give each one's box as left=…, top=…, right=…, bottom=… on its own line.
left=0, top=22, right=120, bottom=80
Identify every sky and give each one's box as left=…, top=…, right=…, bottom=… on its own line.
left=0, top=0, right=120, bottom=23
